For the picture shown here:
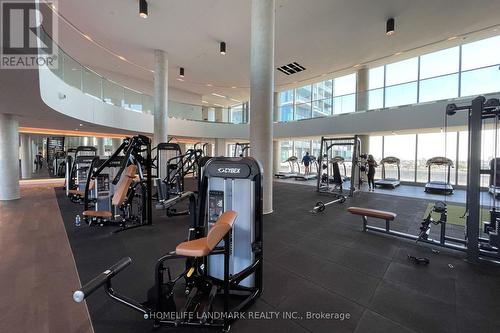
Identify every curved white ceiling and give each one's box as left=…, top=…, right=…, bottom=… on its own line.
left=54, top=0, right=500, bottom=103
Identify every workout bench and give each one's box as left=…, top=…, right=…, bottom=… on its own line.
left=348, top=207, right=397, bottom=233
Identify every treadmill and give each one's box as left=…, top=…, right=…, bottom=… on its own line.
left=295, top=156, right=318, bottom=181
left=489, top=158, right=500, bottom=198
left=275, top=156, right=300, bottom=179
left=375, top=156, right=401, bottom=189
left=424, top=156, right=454, bottom=195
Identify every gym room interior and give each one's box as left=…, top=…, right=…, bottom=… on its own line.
left=1, top=0, right=500, bottom=332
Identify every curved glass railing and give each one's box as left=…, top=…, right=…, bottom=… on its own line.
left=38, top=28, right=248, bottom=124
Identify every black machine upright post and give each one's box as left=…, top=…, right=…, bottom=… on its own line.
left=146, top=138, right=153, bottom=226
left=466, top=96, right=485, bottom=262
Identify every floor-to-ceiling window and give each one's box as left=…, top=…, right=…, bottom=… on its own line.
left=279, top=90, right=294, bottom=121
left=385, top=58, right=419, bottom=108
left=419, top=47, right=460, bottom=102
left=312, top=80, right=333, bottom=117
left=368, top=66, right=384, bottom=110
left=230, top=104, right=244, bottom=123
left=332, top=74, right=356, bottom=114
left=384, top=134, right=417, bottom=181
left=294, top=86, right=312, bottom=120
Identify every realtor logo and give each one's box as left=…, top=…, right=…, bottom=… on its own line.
left=1, top=0, right=58, bottom=69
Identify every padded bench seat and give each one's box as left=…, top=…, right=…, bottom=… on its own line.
left=347, top=207, right=397, bottom=220
left=83, top=210, right=113, bottom=218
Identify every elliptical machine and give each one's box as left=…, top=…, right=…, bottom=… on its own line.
left=73, top=157, right=263, bottom=331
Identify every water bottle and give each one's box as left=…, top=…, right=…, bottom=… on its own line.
left=75, top=214, right=81, bottom=227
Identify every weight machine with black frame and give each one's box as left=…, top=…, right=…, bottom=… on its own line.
left=447, top=95, right=500, bottom=264
left=73, top=157, right=263, bottom=331
left=233, top=142, right=250, bottom=157
left=82, top=135, right=153, bottom=232
left=317, top=136, right=361, bottom=197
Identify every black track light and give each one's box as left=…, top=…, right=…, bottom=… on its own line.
left=179, top=67, right=185, bottom=77
left=220, top=41, right=226, bottom=55
left=139, top=0, right=148, bottom=19
left=386, top=18, right=395, bottom=36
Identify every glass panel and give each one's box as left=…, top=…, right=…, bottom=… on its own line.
left=416, top=132, right=457, bottom=184
left=295, top=85, right=312, bottom=104
left=461, top=35, right=500, bottom=71
left=333, top=73, right=356, bottom=96
left=51, top=47, right=64, bottom=79
left=369, top=66, right=385, bottom=89
left=142, top=95, right=153, bottom=114
left=419, top=47, right=459, bottom=79
left=385, top=82, right=417, bottom=107
left=279, top=90, right=294, bottom=121
left=419, top=73, right=458, bottom=103
left=295, top=103, right=311, bottom=120
left=62, top=55, right=82, bottom=89
left=280, top=140, right=293, bottom=171
left=368, top=88, right=384, bottom=110
left=460, top=65, right=500, bottom=97
left=369, top=136, right=383, bottom=162
left=102, top=79, right=123, bottom=107
left=458, top=131, right=468, bottom=186
left=384, top=134, right=416, bottom=181
left=312, top=80, right=332, bottom=101
left=123, top=88, right=142, bottom=112
left=294, top=140, right=311, bottom=162
left=312, top=98, right=332, bottom=117
left=82, top=68, right=102, bottom=99
left=207, top=109, right=215, bottom=122
left=385, top=57, right=418, bottom=85
left=312, top=139, right=321, bottom=159
left=332, top=94, right=356, bottom=114
left=230, top=104, right=244, bottom=123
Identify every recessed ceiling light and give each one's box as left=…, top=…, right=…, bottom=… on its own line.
left=50, top=4, right=56, bottom=10
left=230, top=98, right=241, bottom=103
left=321, top=73, right=327, bottom=77
left=139, top=0, right=148, bottom=18
left=202, top=100, right=208, bottom=103
left=214, top=103, right=224, bottom=107
left=353, top=64, right=361, bottom=68
left=394, top=52, right=403, bottom=56
left=177, top=78, right=184, bottom=82
left=447, top=36, right=458, bottom=41
left=231, top=86, right=237, bottom=89
left=211, top=93, right=226, bottom=98
left=79, top=124, right=83, bottom=126
left=386, top=18, right=395, bottom=36
left=118, top=55, right=126, bottom=61
left=83, top=34, right=93, bottom=41
left=206, top=83, right=213, bottom=87
left=220, top=42, right=226, bottom=55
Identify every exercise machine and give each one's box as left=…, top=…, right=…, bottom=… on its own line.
left=274, top=156, right=300, bottom=179
left=73, top=157, right=263, bottom=330
left=489, top=158, right=500, bottom=198
left=65, top=146, right=98, bottom=202
left=375, top=156, right=401, bottom=189
left=317, top=136, right=361, bottom=197
left=424, top=157, right=454, bottom=194
left=233, top=142, right=250, bottom=157
left=81, top=135, right=153, bottom=232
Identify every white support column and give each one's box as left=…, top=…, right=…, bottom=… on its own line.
left=96, top=137, right=105, bottom=156
left=215, top=138, right=226, bottom=156
left=356, top=66, right=369, bottom=112
left=0, top=114, right=20, bottom=200
left=273, top=140, right=280, bottom=174
left=154, top=49, right=169, bottom=147
left=20, top=134, right=32, bottom=179
left=250, top=0, right=275, bottom=214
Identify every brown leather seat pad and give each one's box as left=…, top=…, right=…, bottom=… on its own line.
left=348, top=207, right=397, bottom=220
left=175, top=211, right=238, bottom=257
left=82, top=210, right=113, bottom=218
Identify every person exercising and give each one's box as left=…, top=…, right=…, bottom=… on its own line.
left=367, top=154, right=378, bottom=191
left=302, top=152, right=312, bottom=175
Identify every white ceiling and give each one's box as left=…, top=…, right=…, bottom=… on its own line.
left=53, top=0, right=500, bottom=105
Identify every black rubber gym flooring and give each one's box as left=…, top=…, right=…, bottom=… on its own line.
left=56, top=182, right=500, bottom=333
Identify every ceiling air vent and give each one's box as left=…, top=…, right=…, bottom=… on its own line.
left=276, top=62, right=306, bottom=75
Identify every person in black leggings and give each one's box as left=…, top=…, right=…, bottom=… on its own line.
left=367, top=154, right=378, bottom=191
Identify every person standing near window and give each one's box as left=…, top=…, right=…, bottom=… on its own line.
left=302, top=152, right=312, bottom=175
left=367, top=154, right=378, bottom=191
